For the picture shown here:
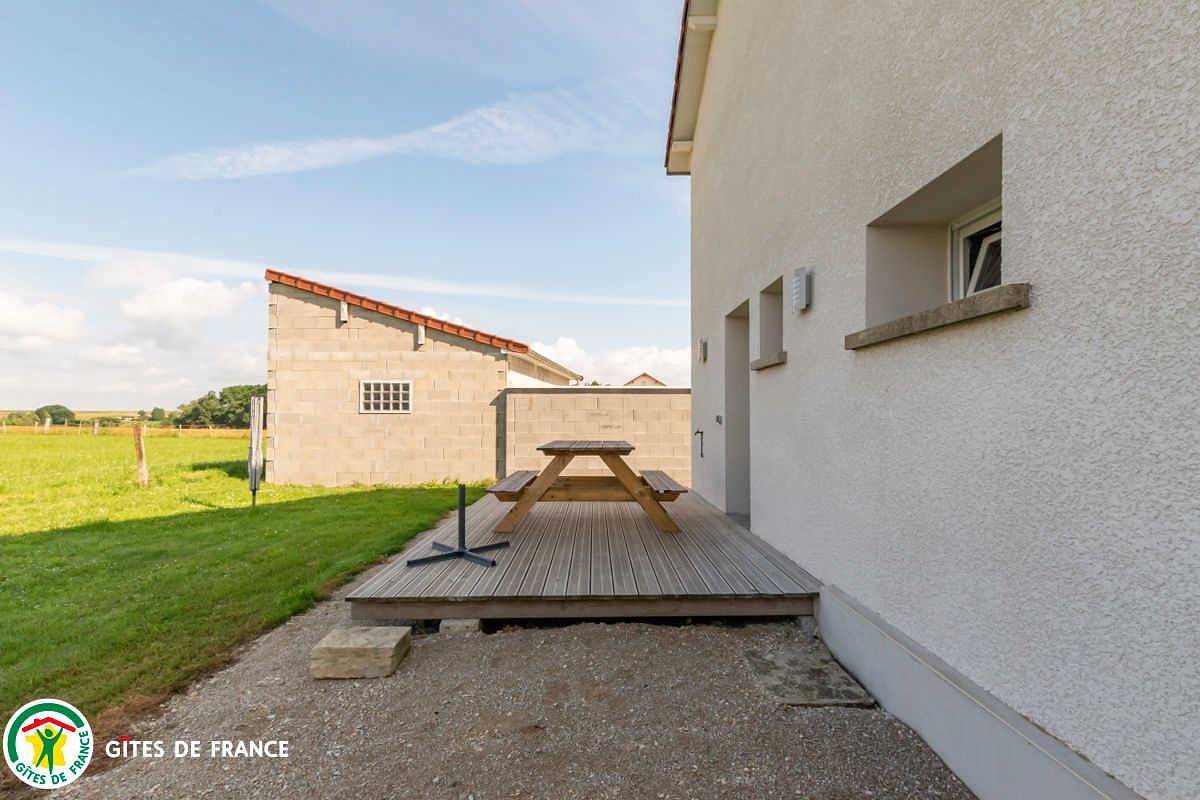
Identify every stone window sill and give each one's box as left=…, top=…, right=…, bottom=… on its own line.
left=844, top=283, right=1031, bottom=351
left=750, top=351, right=788, bottom=371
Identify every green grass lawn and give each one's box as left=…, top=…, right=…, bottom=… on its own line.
left=0, top=433, right=481, bottom=725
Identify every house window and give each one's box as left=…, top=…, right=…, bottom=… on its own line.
left=950, top=200, right=1002, bottom=299
left=359, top=380, right=411, bottom=413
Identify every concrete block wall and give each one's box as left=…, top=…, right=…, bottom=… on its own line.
left=503, top=388, right=692, bottom=485
left=267, top=283, right=507, bottom=486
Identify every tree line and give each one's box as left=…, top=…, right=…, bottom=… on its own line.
left=4, top=384, right=267, bottom=428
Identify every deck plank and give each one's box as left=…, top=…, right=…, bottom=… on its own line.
left=518, top=509, right=563, bottom=595
left=607, top=504, right=640, bottom=596
left=416, top=501, right=513, bottom=599
left=686, top=505, right=810, bottom=594
left=346, top=494, right=821, bottom=619
left=542, top=503, right=578, bottom=597
left=486, top=506, right=552, bottom=597
left=619, top=505, right=662, bottom=596
left=676, top=526, right=759, bottom=594
left=636, top=513, right=686, bottom=595
left=589, top=508, right=614, bottom=595
left=565, top=504, right=592, bottom=596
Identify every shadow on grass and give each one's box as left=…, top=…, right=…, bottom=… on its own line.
left=0, top=485, right=485, bottom=733
left=190, top=459, right=248, bottom=478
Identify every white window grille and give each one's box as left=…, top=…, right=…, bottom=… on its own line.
left=359, top=380, right=412, bottom=414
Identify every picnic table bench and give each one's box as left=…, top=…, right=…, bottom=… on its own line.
left=487, top=440, right=687, bottom=534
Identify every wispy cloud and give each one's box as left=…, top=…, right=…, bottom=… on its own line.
left=129, top=81, right=657, bottom=181
left=0, top=238, right=686, bottom=308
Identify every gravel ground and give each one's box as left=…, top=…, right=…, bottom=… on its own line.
left=60, top=588, right=974, bottom=800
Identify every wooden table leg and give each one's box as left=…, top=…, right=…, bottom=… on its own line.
left=599, top=453, right=681, bottom=534
left=495, top=454, right=573, bottom=533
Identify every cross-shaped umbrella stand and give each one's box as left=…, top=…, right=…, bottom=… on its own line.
left=406, top=484, right=509, bottom=568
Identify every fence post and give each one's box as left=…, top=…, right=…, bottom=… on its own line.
left=43, top=417, right=50, bottom=434
left=92, top=419, right=99, bottom=435
left=133, top=424, right=149, bottom=487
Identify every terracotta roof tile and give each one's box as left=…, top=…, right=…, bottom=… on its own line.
left=265, top=269, right=530, bottom=353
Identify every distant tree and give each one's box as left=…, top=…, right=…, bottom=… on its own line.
left=150, top=407, right=167, bottom=422
left=174, top=392, right=220, bottom=428
left=175, top=385, right=266, bottom=428
left=34, top=405, right=75, bottom=424
left=137, top=410, right=149, bottom=421
left=4, top=411, right=36, bottom=425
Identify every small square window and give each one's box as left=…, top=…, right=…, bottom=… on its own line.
left=359, top=380, right=412, bottom=413
left=951, top=200, right=1002, bottom=299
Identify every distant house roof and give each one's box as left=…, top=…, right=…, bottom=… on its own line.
left=264, top=269, right=582, bottom=381
left=266, top=269, right=530, bottom=352
left=625, top=372, right=667, bottom=386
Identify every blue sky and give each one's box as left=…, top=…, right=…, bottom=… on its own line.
left=0, top=1, right=689, bottom=410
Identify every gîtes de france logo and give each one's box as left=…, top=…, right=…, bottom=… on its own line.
left=4, top=699, right=92, bottom=789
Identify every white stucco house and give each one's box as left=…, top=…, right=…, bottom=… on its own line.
left=666, top=3, right=1198, bottom=800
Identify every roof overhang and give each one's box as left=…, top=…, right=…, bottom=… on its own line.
left=664, top=0, right=718, bottom=175
left=509, top=349, right=584, bottom=383
left=265, top=269, right=531, bottom=353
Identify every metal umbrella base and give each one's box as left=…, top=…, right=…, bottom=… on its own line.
left=406, top=483, right=509, bottom=568
left=409, top=539, right=510, bottom=568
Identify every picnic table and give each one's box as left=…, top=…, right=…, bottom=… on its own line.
left=488, top=440, right=687, bottom=534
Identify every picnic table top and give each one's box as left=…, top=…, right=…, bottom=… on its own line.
left=537, top=439, right=635, bottom=456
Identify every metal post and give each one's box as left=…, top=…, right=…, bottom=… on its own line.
left=406, top=483, right=510, bottom=568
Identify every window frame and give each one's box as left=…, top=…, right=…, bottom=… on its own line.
left=949, top=198, right=1002, bottom=300
left=358, top=379, right=413, bottom=414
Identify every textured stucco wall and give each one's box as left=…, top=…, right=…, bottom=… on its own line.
left=504, top=389, right=691, bottom=484
left=267, top=284, right=507, bottom=485
left=688, top=3, right=1199, bottom=798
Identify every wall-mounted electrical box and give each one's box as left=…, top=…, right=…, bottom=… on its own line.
left=699, top=338, right=708, bottom=363
left=792, top=268, right=812, bottom=313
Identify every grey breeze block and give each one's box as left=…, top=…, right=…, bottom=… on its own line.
left=310, top=626, right=412, bottom=679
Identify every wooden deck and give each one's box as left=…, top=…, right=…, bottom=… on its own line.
left=347, top=493, right=820, bottom=621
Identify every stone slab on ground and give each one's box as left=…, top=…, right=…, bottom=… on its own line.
left=744, top=638, right=876, bottom=708
left=309, top=626, right=411, bottom=679
left=438, top=618, right=482, bottom=634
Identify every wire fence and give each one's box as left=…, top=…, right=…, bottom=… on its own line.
left=0, top=422, right=252, bottom=439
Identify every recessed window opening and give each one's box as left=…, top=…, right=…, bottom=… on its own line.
left=360, top=380, right=412, bottom=413
left=863, top=134, right=1003, bottom=326
left=758, top=276, right=784, bottom=358
left=951, top=200, right=1002, bottom=299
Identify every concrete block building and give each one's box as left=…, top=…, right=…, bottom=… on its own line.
left=666, top=2, right=1198, bottom=799
left=265, top=270, right=581, bottom=486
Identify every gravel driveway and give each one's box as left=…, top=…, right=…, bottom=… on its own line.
left=61, top=588, right=974, bottom=800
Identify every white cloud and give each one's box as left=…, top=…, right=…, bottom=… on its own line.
left=532, top=336, right=690, bottom=386
left=129, top=81, right=656, bottom=181
left=213, top=346, right=267, bottom=385
left=0, top=238, right=686, bottom=308
left=85, top=343, right=145, bottom=367
left=418, top=306, right=465, bottom=326
left=0, top=293, right=85, bottom=352
left=120, top=278, right=259, bottom=324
